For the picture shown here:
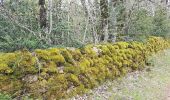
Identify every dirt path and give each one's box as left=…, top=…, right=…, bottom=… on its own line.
left=166, top=86, right=170, bottom=100
left=165, top=84, right=170, bottom=100
left=70, top=50, right=170, bottom=100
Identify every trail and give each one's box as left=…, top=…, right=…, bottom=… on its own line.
left=70, top=50, right=170, bottom=100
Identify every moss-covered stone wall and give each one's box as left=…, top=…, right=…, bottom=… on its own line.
left=0, top=37, right=169, bottom=99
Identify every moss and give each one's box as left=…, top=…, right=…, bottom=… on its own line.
left=112, top=45, right=119, bottom=49
left=35, top=49, right=50, bottom=60
left=100, top=45, right=112, bottom=55
left=87, top=58, right=94, bottom=66
left=122, top=60, right=130, bottom=67
left=66, top=74, right=81, bottom=86
left=64, top=66, right=80, bottom=75
left=104, top=55, right=113, bottom=63
left=50, top=55, right=65, bottom=64
left=0, top=36, right=169, bottom=99
left=106, top=44, right=115, bottom=51
left=42, top=61, right=58, bottom=73
left=89, top=67, right=100, bottom=75
left=108, top=65, right=120, bottom=77
left=120, top=67, right=128, bottom=75
left=79, top=58, right=91, bottom=68
left=0, top=64, right=13, bottom=74
left=0, top=53, right=16, bottom=62
left=66, top=84, right=88, bottom=98
left=25, top=79, right=48, bottom=99
left=47, top=48, right=60, bottom=55
left=47, top=74, right=68, bottom=99
left=81, top=45, right=98, bottom=58
left=80, top=72, right=99, bottom=89
left=61, top=49, right=74, bottom=64
left=0, top=78, right=23, bottom=96
left=12, top=51, right=38, bottom=77
left=35, top=49, right=66, bottom=65
left=69, top=49, right=82, bottom=61
left=126, top=54, right=133, bottom=59
left=115, top=42, right=129, bottom=49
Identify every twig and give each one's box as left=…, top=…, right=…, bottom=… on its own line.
left=0, top=6, right=37, bottom=36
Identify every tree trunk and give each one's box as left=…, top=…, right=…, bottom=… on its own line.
left=100, top=0, right=109, bottom=42
left=80, top=0, right=99, bottom=44
left=47, top=0, right=53, bottom=34
left=56, top=0, right=62, bottom=25
left=166, top=0, right=169, bottom=4
left=80, top=0, right=88, bottom=17
left=0, top=0, right=4, bottom=5
left=39, top=0, right=47, bottom=29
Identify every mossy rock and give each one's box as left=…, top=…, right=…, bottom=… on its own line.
left=66, top=74, right=81, bottom=86
left=0, top=36, right=169, bottom=99
left=0, top=64, right=13, bottom=74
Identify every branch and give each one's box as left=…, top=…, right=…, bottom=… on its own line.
left=0, top=6, right=37, bottom=36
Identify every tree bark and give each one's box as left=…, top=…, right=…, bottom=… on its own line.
left=80, top=0, right=98, bottom=44
left=80, top=0, right=88, bottom=17
left=47, top=0, right=53, bottom=34
left=166, top=0, right=169, bottom=4
left=100, top=0, right=109, bottom=42
left=39, top=0, right=47, bottom=28
left=0, top=0, right=4, bottom=5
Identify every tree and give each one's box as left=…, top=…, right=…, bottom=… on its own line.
left=0, top=0, right=4, bottom=5
left=47, top=0, right=53, bottom=34
left=80, top=0, right=88, bottom=17
left=39, top=0, right=47, bottom=29
left=100, top=0, right=109, bottom=42
left=80, top=0, right=99, bottom=44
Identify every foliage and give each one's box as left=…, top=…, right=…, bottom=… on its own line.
left=152, top=7, right=170, bottom=37
left=128, top=7, right=170, bottom=38
left=128, top=9, right=154, bottom=34
left=0, top=1, right=169, bottom=52
left=0, top=35, right=48, bottom=52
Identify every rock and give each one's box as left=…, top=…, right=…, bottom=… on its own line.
left=22, top=75, right=38, bottom=83
left=58, top=66, right=64, bottom=74
left=92, top=47, right=101, bottom=55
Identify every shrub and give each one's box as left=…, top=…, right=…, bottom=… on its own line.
left=152, top=7, right=170, bottom=37
left=128, top=7, right=170, bottom=39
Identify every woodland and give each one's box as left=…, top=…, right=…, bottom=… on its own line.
left=0, top=0, right=169, bottom=51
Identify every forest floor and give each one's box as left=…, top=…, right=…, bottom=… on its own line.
left=70, top=49, right=170, bottom=100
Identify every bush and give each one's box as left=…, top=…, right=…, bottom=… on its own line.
left=152, top=7, right=170, bottom=37
left=128, top=7, right=170, bottom=38
left=128, top=9, right=154, bottom=35
left=0, top=37, right=169, bottom=99
left=0, top=35, right=48, bottom=52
